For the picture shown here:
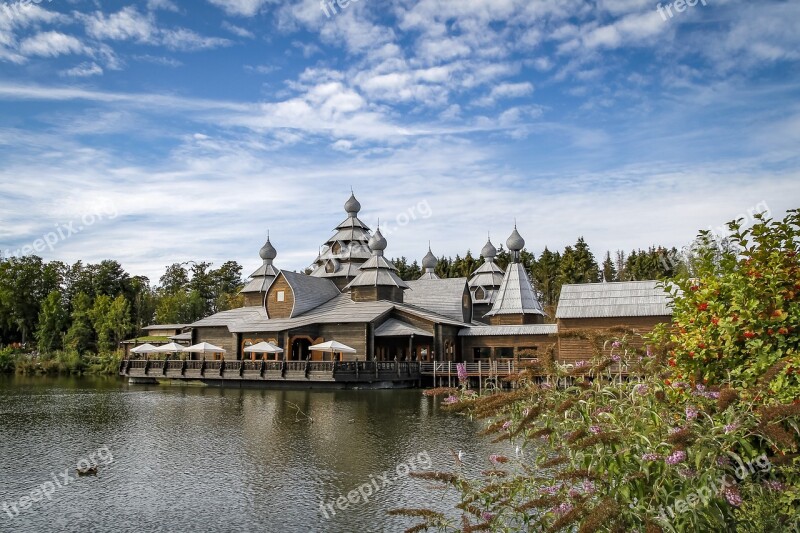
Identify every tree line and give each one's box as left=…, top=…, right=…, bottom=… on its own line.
left=0, top=257, right=244, bottom=353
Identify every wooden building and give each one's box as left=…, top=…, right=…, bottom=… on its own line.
left=181, top=194, right=672, bottom=367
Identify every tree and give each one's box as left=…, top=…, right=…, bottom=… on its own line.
left=65, top=292, right=95, bottom=353
left=35, top=290, right=68, bottom=353
left=159, top=263, right=189, bottom=294
left=559, top=237, right=599, bottom=285
left=602, top=251, right=617, bottom=282
left=0, top=256, right=59, bottom=343
left=155, top=290, right=206, bottom=324
left=107, top=295, right=132, bottom=350
left=89, top=295, right=113, bottom=351
left=531, top=247, right=561, bottom=313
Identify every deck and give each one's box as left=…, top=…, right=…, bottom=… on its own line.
left=119, top=359, right=421, bottom=388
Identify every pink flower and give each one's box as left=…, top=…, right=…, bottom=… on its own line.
left=589, top=425, right=602, bottom=434
left=641, top=453, right=661, bottom=461
left=611, top=354, right=621, bottom=362
left=552, top=502, right=573, bottom=516
left=481, top=511, right=494, bottom=521
left=611, top=341, right=621, bottom=348
left=502, top=420, right=512, bottom=430
left=764, top=480, right=786, bottom=492
left=443, top=395, right=459, bottom=404
left=723, top=486, right=743, bottom=507
left=634, top=384, right=649, bottom=396
left=456, top=362, right=468, bottom=382
left=540, top=484, right=561, bottom=496
left=666, top=450, right=687, bottom=465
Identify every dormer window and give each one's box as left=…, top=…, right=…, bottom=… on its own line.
left=277, top=291, right=285, bottom=302
left=475, top=287, right=486, bottom=300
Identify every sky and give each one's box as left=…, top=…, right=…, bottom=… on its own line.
left=0, top=0, right=798, bottom=282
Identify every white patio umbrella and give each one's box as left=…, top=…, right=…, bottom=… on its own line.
left=309, top=340, right=356, bottom=361
left=154, top=342, right=186, bottom=353
left=131, top=343, right=158, bottom=355
left=184, top=342, right=226, bottom=355
left=243, top=342, right=284, bottom=354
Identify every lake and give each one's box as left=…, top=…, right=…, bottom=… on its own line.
left=0, top=376, right=511, bottom=532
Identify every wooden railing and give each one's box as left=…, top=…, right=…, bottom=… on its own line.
left=419, top=360, right=519, bottom=376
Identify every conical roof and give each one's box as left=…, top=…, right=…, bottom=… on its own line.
left=345, top=229, right=409, bottom=290
left=310, top=193, right=373, bottom=282
left=484, top=262, right=545, bottom=317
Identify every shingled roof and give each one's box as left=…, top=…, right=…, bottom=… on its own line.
left=555, top=280, right=674, bottom=319
left=405, top=278, right=469, bottom=322
left=485, top=262, right=545, bottom=317
left=280, top=270, right=340, bottom=317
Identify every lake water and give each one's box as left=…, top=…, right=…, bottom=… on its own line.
left=0, top=376, right=511, bottom=532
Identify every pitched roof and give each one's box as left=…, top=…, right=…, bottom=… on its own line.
left=375, top=318, right=433, bottom=337
left=405, top=278, right=468, bottom=322
left=344, top=254, right=409, bottom=289
left=459, top=324, right=558, bottom=336
left=485, top=262, right=545, bottom=317
left=190, top=307, right=267, bottom=328
left=280, top=270, right=341, bottom=317
left=555, top=280, right=674, bottom=319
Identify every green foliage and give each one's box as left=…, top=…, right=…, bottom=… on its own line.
left=657, top=210, right=800, bottom=403
left=155, top=289, right=206, bottom=324
left=64, top=292, right=95, bottom=353
left=35, top=290, right=68, bottom=353
left=407, top=210, right=800, bottom=533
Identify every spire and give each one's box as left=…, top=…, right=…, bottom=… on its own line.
left=419, top=243, right=440, bottom=280
left=259, top=233, right=277, bottom=262
left=344, top=191, right=361, bottom=216
left=480, top=237, right=497, bottom=262
left=506, top=224, right=525, bottom=263
left=368, top=228, right=388, bottom=256
left=345, top=227, right=409, bottom=300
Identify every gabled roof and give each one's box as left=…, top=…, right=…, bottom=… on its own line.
left=375, top=319, right=433, bottom=337
left=459, top=324, right=557, bottom=336
left=405, top=278, right=468, bottom=322
left=190, top=307, right=267, bottom=328
left=556, top=280, right=674, bottom=319
left=280, top=270, right=340, bottom=317
left=485, top=262, right=545, bottom=317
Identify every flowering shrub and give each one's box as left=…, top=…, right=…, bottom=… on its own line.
left=400, top=210, right=800, bottom=532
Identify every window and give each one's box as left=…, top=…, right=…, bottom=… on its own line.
left=277, top=291, right=285, bottom=302
left=474, top=287, right=486, bottom=300
left=474, top=347, right=491, bottom=359
left=497, top=347, right=514, bottom=359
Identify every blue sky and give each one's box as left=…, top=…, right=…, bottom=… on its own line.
left=0, top=0, right=798, bottom=282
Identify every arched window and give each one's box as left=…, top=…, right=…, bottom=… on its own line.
left=332, top=241, right=342, bottom=254
left=475, top=286, right=486, bottom=300
left=325, top=260, right=336, bottom=273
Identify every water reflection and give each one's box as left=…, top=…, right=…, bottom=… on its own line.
left=0, top=376, right=513, bottom=533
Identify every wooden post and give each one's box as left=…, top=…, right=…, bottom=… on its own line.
left=478, top=361, right=482, bottom=393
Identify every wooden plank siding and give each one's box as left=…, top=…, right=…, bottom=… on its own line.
left=556, top=316, right=669, bottom=364
left=194, top=326, right=237, bottom=360
left=265, top=276, right=294, bottom=318
left=461, top=334, right=556, bottom=363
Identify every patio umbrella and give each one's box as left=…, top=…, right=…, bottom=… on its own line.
left=184, top=342, right=226, bottom=355
left=154, top=342, right=187, bottom=353
left=243, top=341, right=284, bottom=354
left=309, top=340, right=356, bottom=361
left=131, top=343, right=158, bottom=355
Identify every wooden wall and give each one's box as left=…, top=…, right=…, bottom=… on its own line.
left=265, top=275, right=294, bottom=318
left=461, top=334, right=556, bottom=362
left=242, top=292, right=264, bottom=307
left=194, top=326, right=237, bottom=359
left=488, top=313, right=545, bottom=326
left=556, top=315, right=669, bottom=363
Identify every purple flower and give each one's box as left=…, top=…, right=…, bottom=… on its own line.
left=456, top=362, right=468, bottom=382
left=723, top=486, right=743, bottom=507
left=589, top=425, right=602, bottom=435
left=443, top=395, right=459, bottom=404
left=724, top=423, right=739, bottom=434
left=502, top=420, right=512, bottom=430
left=540, top=484, right=561, bottom=496
left=668, top=426, right=684, bottom=435
left=611, top=354, right=621, bottom=362
left=678, top=468, right=696, bottom=478
left=641, top=453, right=661, bottom=461
left=489, top=454, right=500, bottom=464
left=666, top=450, right=687, bottom=465
left=481, top=511, right=494, bottom=521
left=672, top=381, right=689, bottom=389
left=685, top=406, right=699, bottom=420
left=634, top=384, right=649, bottom=396
left=575, top=360, right=589, bottom=368
left=552, top=502, right=573, bottom=516
left=593, top=406, right=612, bottom=416
left=764, top=480, right=786, bottom=492
left=695, top=383, right=706, bottom=392
left=611, top=341, right=621, bottom=348
left=716, top=456, right=731, bottom=467
left=646, top=348, right=653, bottom=357
left=540, top=382, right=553, bottom=390
left=568, top=487, right=581, bottom=498
left=581, top=480, right=596, bottom=495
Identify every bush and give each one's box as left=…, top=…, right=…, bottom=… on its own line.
left=401, top=210, right=800, bottom=532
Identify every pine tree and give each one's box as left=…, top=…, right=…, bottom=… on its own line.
left=602, top=251, right=617, bottom=282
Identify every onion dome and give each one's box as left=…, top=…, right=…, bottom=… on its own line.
left=344, top=192, right=361, bottom=216
left=480, top=239, right=497, bottom=260
left=422, top=247, right=437, bottom=270
left=507, top=226, right=525, bottom=252
left=259, top=236, right=277, bottom=261
left=368, top=228, right=387, bottom=254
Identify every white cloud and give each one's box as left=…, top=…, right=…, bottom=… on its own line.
left=207, top=0, right=270, bottom=17
left=221, top=21, right=255, bottom=39
left=18, top=31, right=86, bottom=57
left=60, top=61, right=103, bottom=77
